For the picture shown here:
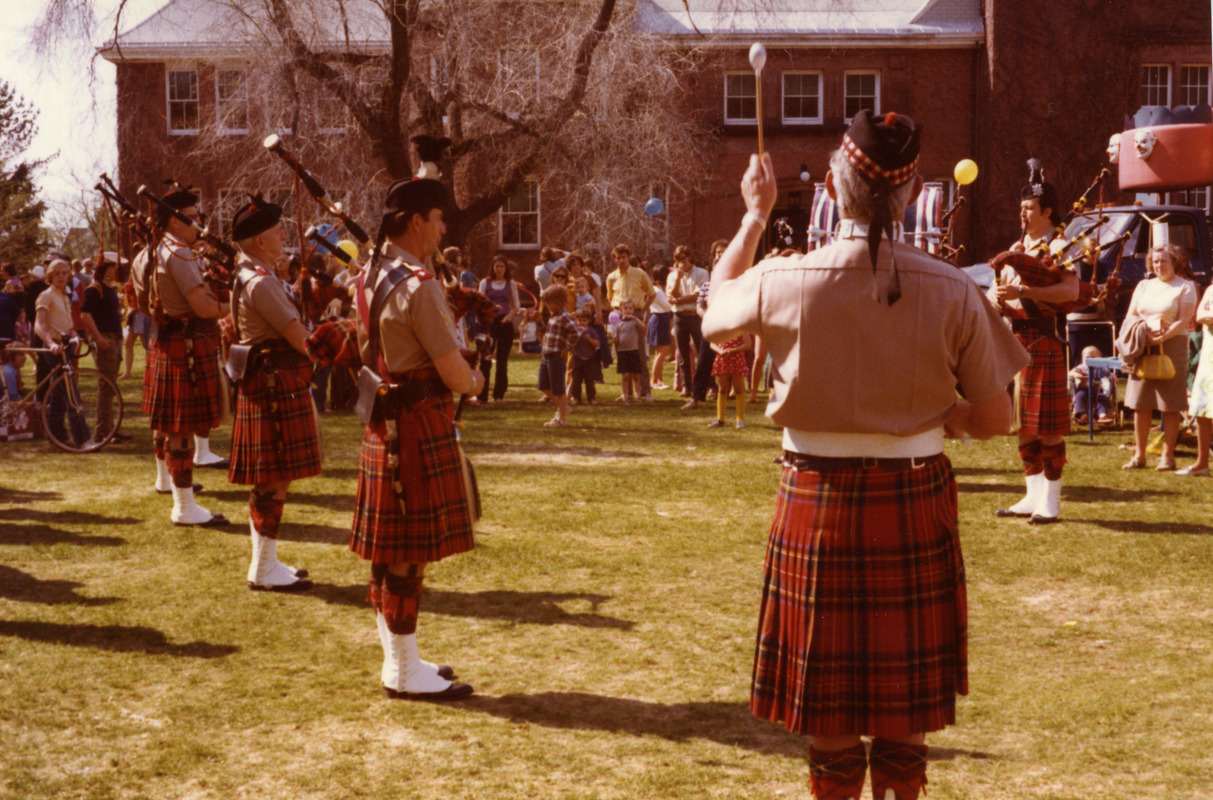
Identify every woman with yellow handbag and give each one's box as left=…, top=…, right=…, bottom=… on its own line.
left=1122, top=244, right=1198, bottom=470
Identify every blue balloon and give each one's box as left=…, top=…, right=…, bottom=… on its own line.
left=313, top=223, right=339, bottom=255
left=644, top=197, right=664, bottom=216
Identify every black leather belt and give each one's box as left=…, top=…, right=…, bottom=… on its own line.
left=252, top=342, right=310, bottom=371
left=781, top=450, right=941, bottom=472
left=1011, top=317, right=1062, bottom=339
left=378, top=377, right=451, bottom=417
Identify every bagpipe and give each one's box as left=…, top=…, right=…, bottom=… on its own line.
left=95, top=173, right=155, bottom=248
left=135, top=184, right=238, bottom=300
left=991, top=230, right=1129, bottom=316
left=262, top=134, right=372, bottom=251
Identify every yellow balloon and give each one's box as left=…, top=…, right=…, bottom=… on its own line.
left=954, top=159, right=979, bottom=185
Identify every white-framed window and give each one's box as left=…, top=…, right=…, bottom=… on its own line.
left=1179, top=65, right=1211, bottom=107
left=314, top=82, right=348, bottom=135
left=430, top=54, right=452, bottom=96
left=497, top=48, right=541, bottom=108
left=843, top=71, right=880, bottom=122
left=499, top=179, right=539, bottom=248
left=782, top=71, right=823, bottom=124
left=166, top=68, right=200, bottom=134
left=1140, top=64, right=1171, bottom=107
left=215, top=68, right=249, bottom=134
left=724, top=72, right=757, bottom=124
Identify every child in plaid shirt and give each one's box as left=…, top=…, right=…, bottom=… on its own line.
left=539, top=284, right=581, bottom=428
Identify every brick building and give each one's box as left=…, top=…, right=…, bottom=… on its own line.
left=100, top=0, right=1212, bottom=284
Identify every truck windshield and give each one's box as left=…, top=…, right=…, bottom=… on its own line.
left=1058, top=212, right=1135, bottom=263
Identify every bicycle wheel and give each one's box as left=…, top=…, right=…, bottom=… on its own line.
left=41, top=368, right=124, bottom=453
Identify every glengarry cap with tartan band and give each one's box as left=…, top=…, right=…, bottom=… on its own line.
left=232, top=194, right=282, bottom=241
left=841, top=109, right=921, bottom=188
left=839, top=109, right=921, bottom=305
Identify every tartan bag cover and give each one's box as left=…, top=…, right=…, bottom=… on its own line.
left=750, top=455, right=968, bottom=738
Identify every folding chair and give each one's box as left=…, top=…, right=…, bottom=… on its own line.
left=1080, top=355, right=1123, bottom=440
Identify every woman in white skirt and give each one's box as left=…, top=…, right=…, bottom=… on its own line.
left=1179, top=281, right=1213, bottom=475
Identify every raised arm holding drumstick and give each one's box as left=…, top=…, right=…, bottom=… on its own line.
left=703, top=101, right=1028, bottom=800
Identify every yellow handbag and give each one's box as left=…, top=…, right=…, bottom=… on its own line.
left=1134, top=344, right=1175, bottom=381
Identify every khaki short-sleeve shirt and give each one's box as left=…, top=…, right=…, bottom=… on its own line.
left=358, top=244, right=459, bottom=375
left=156, top=237, right=211, bottom=317
left=234, top=254, right=305, bottom=345
left=703, top=238, right=1029, bottom=436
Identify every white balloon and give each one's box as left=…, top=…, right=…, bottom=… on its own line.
left=748, top=42, right=767, bottom=72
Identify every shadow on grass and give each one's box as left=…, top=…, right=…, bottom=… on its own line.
left=462, top=693, right=803, bottom=757
left=0, top=488, right=63, bottom=504
left=1068, top=518, right=1213, bottom=535
left=0, top=620, right=239, bottom=658
left=0, top=524, right=126, bottom=547
left=0, top=566, right=121, bottom=606
left=460, top=693, right=999, bottom=761
left=471, top=442, right=647, bottom=459
left=960, top=481, right=1173, bottom=504
left=309, top=583, right=633, bottom=629
left=202, top=489, right=355, bottom=513
left=956, top=481, right=1027, bottom=495
left=0, top=508, right=142, bottom=526
left=210, top=522, right=350, bottom=544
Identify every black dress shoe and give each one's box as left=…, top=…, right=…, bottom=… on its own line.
left=994, top=508, right=1032, bottom=518
left=436, top=664, right=455, bottom=680
left=383, top=682, right=474, bottom=701
left=1028, top=514, right=1059, bottom=525
left=111, top=432, right=133, bottom=442
left=196, top=458, right=230, bottom=469
left=248, top=577, right=314, bottom=592
left=157, top=482, right=204, bottom=495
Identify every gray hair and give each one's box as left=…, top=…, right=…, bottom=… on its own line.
left=828, top=148, right=917, bottom=225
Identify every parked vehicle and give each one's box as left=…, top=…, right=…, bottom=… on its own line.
left=1058, top=204, right=1211, bottom=328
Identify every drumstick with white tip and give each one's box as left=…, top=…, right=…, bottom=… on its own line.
left=749, top=43, right=767, bottom=155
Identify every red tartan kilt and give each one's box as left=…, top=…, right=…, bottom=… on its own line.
left=350, top=369, right=474, bottom=565
left=141, top=322, right=222, bottom=435
left=228, top=346, right=322, bottom=485
left=1017, top=329, right=1070, bottom=437
left=750, top=455, right=968, bottom=738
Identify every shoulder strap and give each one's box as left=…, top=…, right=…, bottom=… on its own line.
left=229, top=264, right=269, bottom=344
left=363, top=260, right=414, bottom=375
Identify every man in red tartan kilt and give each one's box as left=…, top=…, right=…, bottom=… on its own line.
left=989, top=161, right=1081, bottom=525
left=351, top=177, right=484, bottom=701
left=227, top=196, right=320, bottom=592
left=703, top=111, right=1028, bottom=800
left=142, top=186, right=230, bottom=527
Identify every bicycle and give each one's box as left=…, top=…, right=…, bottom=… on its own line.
left=0, top=337, right=125, bottom=453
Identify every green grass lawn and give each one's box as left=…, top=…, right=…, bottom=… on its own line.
left=2, top=352, right=1211, bottom=799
